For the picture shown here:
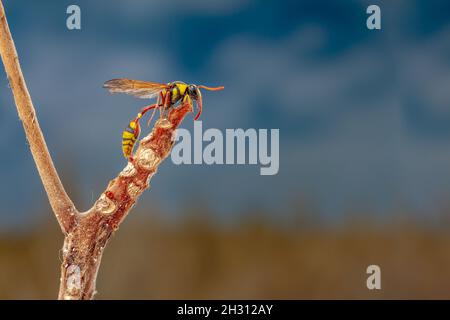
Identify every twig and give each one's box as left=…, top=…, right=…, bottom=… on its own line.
left=0, top=1, right=193, bottom=299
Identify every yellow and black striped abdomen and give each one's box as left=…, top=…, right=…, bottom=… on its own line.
left=122, top=119, right=140, bottom=159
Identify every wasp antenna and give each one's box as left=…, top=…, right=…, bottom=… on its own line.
left=198, top=85, right=225, bottom=91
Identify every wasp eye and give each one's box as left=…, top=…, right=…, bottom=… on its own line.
left=189, top=85, right=198, bottom=98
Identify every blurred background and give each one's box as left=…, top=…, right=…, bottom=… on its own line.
left=1, top=0, right=450, bottom=299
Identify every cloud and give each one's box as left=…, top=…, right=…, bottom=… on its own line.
left=90, top=0, right=250, bottom=23
left=396, top=24, right=450, bottom=116
left=210, top=25, right=392, bottom=121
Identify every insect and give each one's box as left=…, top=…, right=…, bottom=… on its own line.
left=103, top=78, right=224, bottom=159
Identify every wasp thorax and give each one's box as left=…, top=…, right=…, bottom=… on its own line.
left=138, top=149, right=160, bottom=170
left=155, top=118, right=172, bottom=129
left=95, top=193, right=116, bottom=215
left=127, top=182, right=141, bottom=198
left=120, top=162, right=137, bottom=178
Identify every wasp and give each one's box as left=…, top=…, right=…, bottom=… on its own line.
left=103, top=78, right=224, bottom=159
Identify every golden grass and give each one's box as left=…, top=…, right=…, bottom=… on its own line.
left=1, top=210, right=450, bottom=299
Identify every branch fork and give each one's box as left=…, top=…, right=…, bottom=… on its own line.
left=0, top=0, right=194, bottom=299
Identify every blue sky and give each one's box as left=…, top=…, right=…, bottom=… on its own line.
left=1, top=0, right=450, bottom=228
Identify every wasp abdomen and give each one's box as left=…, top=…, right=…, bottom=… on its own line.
left=122, top=119, right=140, bottom=159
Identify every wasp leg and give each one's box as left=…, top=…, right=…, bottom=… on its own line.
left=129, top=103, right=157, bottom=127
left=162, top=90, right=171, bottom=118
left=158, top=91, right=165, bottom=107
left=150, top=92, right=164, bottom=126
left=193, top=93, right=202, bottom=121
left=139, top=103, right=158, bottom=117
left=183, top=95, right=192, bottom=107
left=146, top=106, right=158, bottom=127
left=181, top=95, right=197, bottom=120
left=194, top=105, right=202, bottom=121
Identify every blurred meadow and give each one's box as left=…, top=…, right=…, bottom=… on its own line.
left=2, top=202, right=450, bottom=299
left=2, top=0, right=450, bottom=299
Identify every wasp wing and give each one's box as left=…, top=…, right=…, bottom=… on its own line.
left=103, top=78, right=170, bottom=99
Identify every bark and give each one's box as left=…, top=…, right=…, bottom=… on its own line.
left=58, top=108, right=192, bottom=300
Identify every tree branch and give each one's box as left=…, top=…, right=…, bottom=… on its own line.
left=58, top=105, right=192, bottom=300
left=1, top=1, right=195, bottom=299
left=0, top=0, right=76, bottom=233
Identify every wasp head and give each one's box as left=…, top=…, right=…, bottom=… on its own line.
left=188, top=84, right=200, bottom=100
left=188, top=83, right=224, bottom=120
